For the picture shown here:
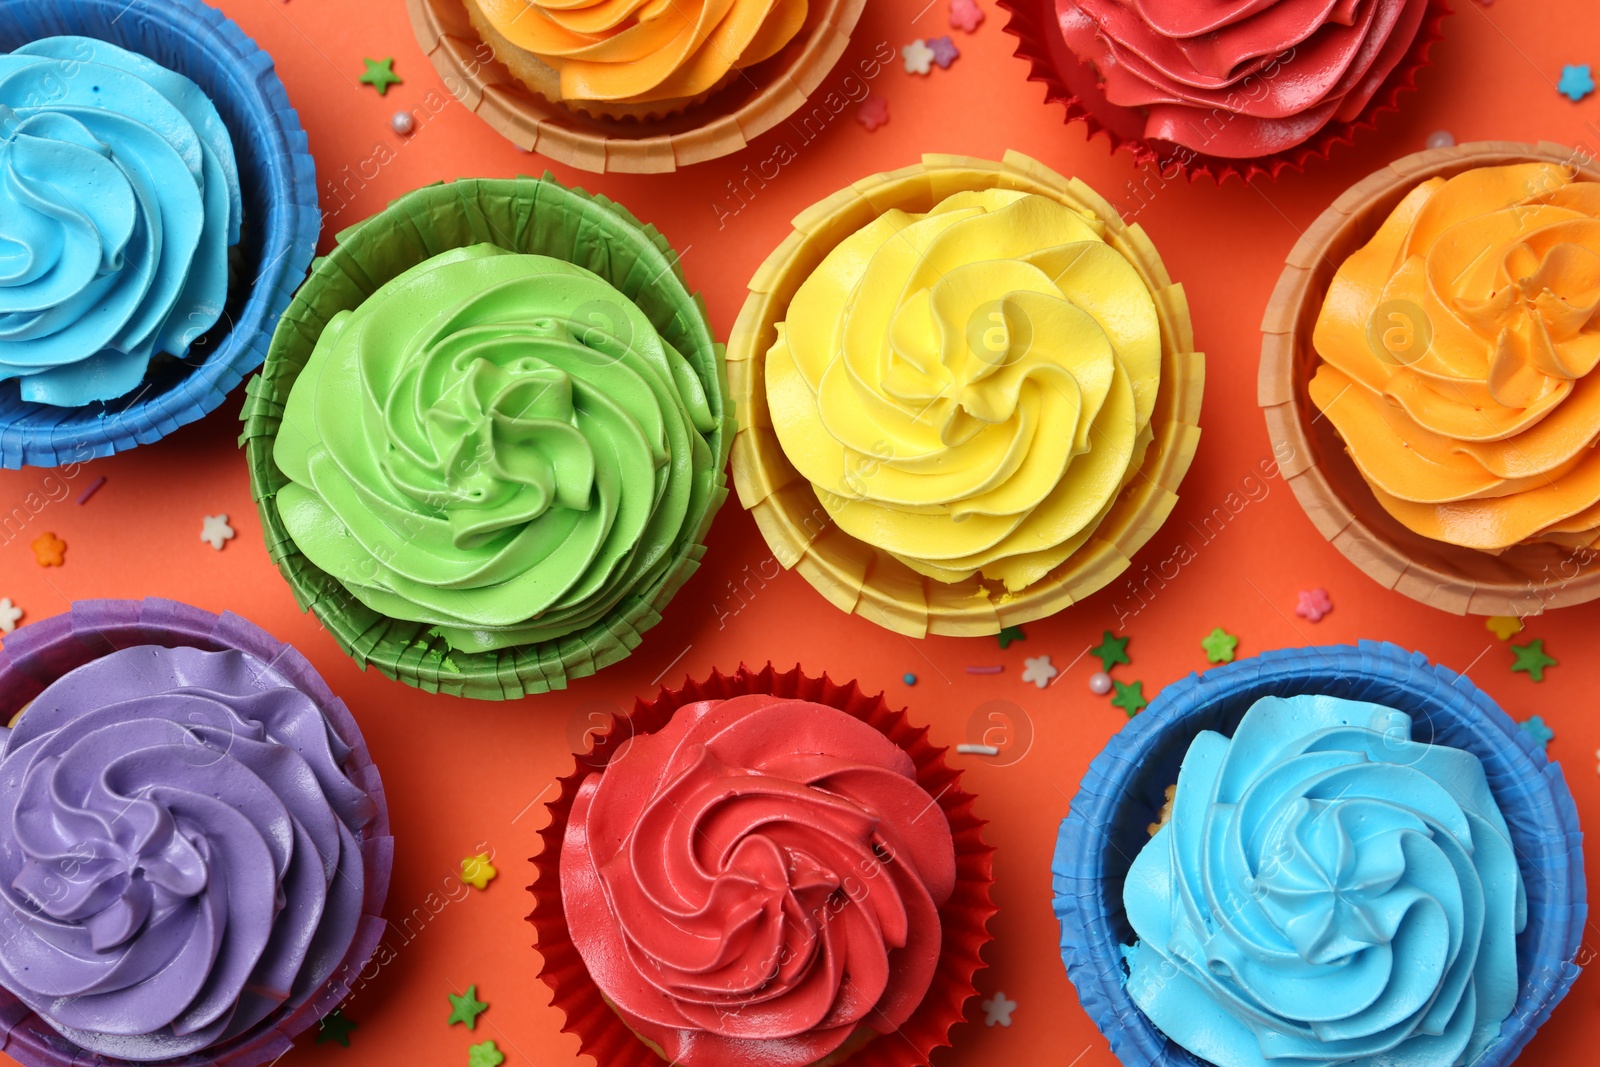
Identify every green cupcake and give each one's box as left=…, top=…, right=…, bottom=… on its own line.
left=242, top=177, right=730, bottom=700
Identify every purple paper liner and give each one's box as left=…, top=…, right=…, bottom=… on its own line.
left=0, top=0, right=320, bottom=470
left=1052, top=641, right=1586, bottom=1067
left=0, top=598, right=392, bottom=1067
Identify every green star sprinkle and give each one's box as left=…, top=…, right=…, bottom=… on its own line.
left=316, top=1009, right=357, bottom=1047
left=468, top=1039, right=506, bottom=1067
left=448, top=984, right=489, bottom=1029
left=1201, top=627, right=1238, bottom=664
left=1090, top=630, right=1130, bottom=672
left=997, top=625, right=1026, bottom=649
left=359, top=57, right=402, bottom=95
left=1510, top=639, right=1557, bottom=682
left=1111, top=679, right=1147, bottom=716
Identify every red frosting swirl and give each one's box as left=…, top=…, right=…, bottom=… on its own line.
left=561, top=694, right=957, bottom=1067
left=1056, top=0, right=1429, bottom=158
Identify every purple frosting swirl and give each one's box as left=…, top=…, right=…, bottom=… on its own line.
left=0, top=644, right=376, bottom=1061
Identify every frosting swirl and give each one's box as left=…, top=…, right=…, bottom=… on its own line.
left=561, top=694, right=956, bottom=1067
left=765, top=188, right=1160, bottom=592
left=1123, top=693, right=1526, bottom=1067
left=1056, top=0, right=1429, bottom=158
left=275, top=244, right=719, bottom=653
left=1311, top=163, right=1600, bottom=550
left=472, top=0, right=807, bottom=104
left=0, top=645, right=375, bottom=1061
left=0, top=37, right=241, bottom=407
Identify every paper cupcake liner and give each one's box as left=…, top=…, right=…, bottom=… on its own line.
left=0, top=598, right=393, bottom=1067
left=996, top=0, right=1451, bottom=183
left=727, top=151, right=1204, bottom=637
left=528, top=664, right=996, bottom=1067
left=1053, top=642, right=1586, bottom=1067
left=0, top=0, right=319, bottom=469
left=406, top=0, right=865, bottom=173
left=240, top=176, right=732, bottom=700
left=1260, top=140, right=1600, bottom=616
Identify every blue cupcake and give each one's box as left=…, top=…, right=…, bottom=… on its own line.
left=1054, top=642, right=1585, bottom=1067
left=0, top=0, right=317, bottom=468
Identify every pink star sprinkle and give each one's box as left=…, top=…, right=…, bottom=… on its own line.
left=857, top=96, right=889, bottom=131
left=1295, top=587, right=1333, bottom=623
left=950, top=0, right=984, bottom=33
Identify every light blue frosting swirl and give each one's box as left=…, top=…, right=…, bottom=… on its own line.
left=1123, top=694, right=1527, bottom=1067
left=0, top=37, right=240, bottom=407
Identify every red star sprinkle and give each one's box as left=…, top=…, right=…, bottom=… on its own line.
left=858, top=96, right=890, bottom=131
left=1295, top=587, right=1333, bottom=623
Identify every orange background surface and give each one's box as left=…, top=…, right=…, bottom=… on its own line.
left=3, top=0, right=1599, bottom=1064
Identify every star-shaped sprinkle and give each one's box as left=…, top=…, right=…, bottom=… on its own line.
left=0, top=598, right=21, bottom=634
left=1021, top=655, right=1057, bottom=688
left=857, top=95, right=889, bottom=131
left=1520, top=715, right=1554, bottom=751
left=902, top=39, right=935, bottom=75
left=1111, top=679, right=1147, bottom=716
left=981, top=990, right=1017, bottom=1027
left=997, top=625, right=1026, bottom=649
left=359, top=57, right=402, bottom=95
left=1201, top=627, right=1238, bottom=664
left=316, top=1009, right=357, bottom=1047
left=1486, top=615, right=1524, bottom=640
left=448, top=985, right=489, bottom=1029
left=201, top=514, right=235, bottom=551
left=1558, top=64, right=1594, bottom=102
left=1511, top=639, right=1557, bottom=682
left=462, top=853, right=497, bottom=890
left=1090, top=630, right=1130, bottom=671
left=1295, top=587, right=1332, bottom=622
left=468, top=1040, right=505, bottom=1067
left=950, top=0, right=984, bottom=32
left=929, top=35, right=960, bottom=68
left=31, top=532, right=65, bottom=567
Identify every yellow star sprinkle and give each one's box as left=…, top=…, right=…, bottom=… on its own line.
left=461, top=853, right=497, bottom=891
left=1486, top=616, right=1524, bottom=641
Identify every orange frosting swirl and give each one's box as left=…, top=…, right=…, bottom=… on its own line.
left=1310, top=162, right=1600, bottom=551
left=472, top=0, right=807, bottom=103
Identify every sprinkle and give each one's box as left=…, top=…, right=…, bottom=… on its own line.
left=997, top=625, right=1026, bottom=649
left=982, top=991, right=1017, bottom=1027
left=1088, top=670, right=1112, bottom=695
left=391, top=110, right=416, bottom=135
left=1425, top=130, right=1455, bottom=149
left=857, top=95, right=889, bottom=131
left=902, top=39, right=936, bottom=76
left=1201, top=627, right=1238, bottom=664
left=448, top=985, right=489, bottom=1029
left=75, top=476, right=106, bottom=505
left=1111, top=679, right=1147, bottom=716
left=359, top=56, right=402, bottom=95
left=31, top=532, right=65, bottom=568
left=957, top=743, right=1000, bottom=756
left=1486, top=615, right=1524, bottom=640
left=903, top=672, right=917, bottom=685
left=1510, top=639, right=1557, bottom=682
left=1520, top=715, right=1554, bottom=751
left=1021, top=655, right=1057, bottom=688
left=461, top=853, right=497, bottom=890
left=468, top=1040, right=505, bottom=1067
left=0, top=598, right=21, bottom=634
left=949, top=0, right=984, bottom=33
left=201, top=514, right=235, bottom=551
left=966, top=665, right=1003, bottom=674
left=928, top=35, right=960, bottom=68
left=1090, top=630, right=1130, bottom=671
left=1558, top=64, right=1594, bottom=102
left=1295, top=587, right=1333, bottom=622
left=316, top=1009, right=357, bottom=1047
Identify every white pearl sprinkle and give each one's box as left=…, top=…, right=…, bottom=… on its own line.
left=390, top=110, right=415, bottom=136
left=1426, top=130, right=1455, bottom=149
left=1089, top=671, right=1113, bottom=695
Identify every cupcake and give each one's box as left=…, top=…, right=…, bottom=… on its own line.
left=998, top=0, right=1451, bottom=181
left=728, top=151, right=1203, bottom=636
left=242, top=176, right=731, bottom=699
left=407, top=0, right=867, bottom=172
left=0, top=0, right=318, bottom=469
left=1262, top=140, right=1600, bottom=614
left=1054, top=643, right=1585, bottom=1067
left=0, top=598, right=391, bottom=1067
left=528, top=664, right=994, bottom=1067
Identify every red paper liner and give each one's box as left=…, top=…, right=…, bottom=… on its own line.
left=997, top=0, right=1452, bottom=183
left=527, top=664, right=995, bottom=1067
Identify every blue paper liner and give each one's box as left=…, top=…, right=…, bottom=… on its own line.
left=1053, top=641, right=1586, bottom=1067
left=0, top=0, right=319, bottom=469
left=0, top=598, right=392, bottom=1067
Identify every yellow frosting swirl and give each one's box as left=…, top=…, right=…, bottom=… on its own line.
left=472, top=0, right=806, bottom=103
left=765, top=189, right=1162, bottom=592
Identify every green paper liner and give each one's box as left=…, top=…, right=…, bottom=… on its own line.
left=240, top=177, right=732, bottom=700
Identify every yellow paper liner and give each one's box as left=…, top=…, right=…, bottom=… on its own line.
left=1259, top=139, right=1600, bottom=617
left=727, top=151, right=1205, bottom=637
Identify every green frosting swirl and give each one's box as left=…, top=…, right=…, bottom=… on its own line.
left=273, top=244, right=718, bottom=653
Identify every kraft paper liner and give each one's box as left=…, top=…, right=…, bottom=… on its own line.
left=0, top=598, right=393, bottom=1067
left=1259, top=140, right=1600, bottom=616
left=528, top=663, right=996, bottom=1067
left=240, top=176, right=732, bottom=701
left=996, top=0, right=1451, bottom=184
left=1052, top=642, right=1586, bottom=1067
left=406, top=0, right=865, bottom=173
left=727, top=151, right=1204, bottom=638
left=0, top=0, right=319, bottom=470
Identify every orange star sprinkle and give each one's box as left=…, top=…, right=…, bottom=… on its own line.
left=31, top=532, right=66, bottom=567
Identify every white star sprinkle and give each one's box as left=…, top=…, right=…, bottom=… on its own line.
left=0, top=598, right=21, bottom=634
left=201, top=514, right=236, bottom=551
left=902, top=39, right=935, bottom=75
left=982, top=991, right=1017, bottom=1027
left=1020, top=655, right=1057, bottom=689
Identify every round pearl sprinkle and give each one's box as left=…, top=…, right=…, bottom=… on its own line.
left=390, top=110, right=416, bottom=136
left=1089, top=671, right=1113, bottom=695
left=1426, top=129, right=1455, bottom=149
left=903, top=673, right=917, bottom=685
